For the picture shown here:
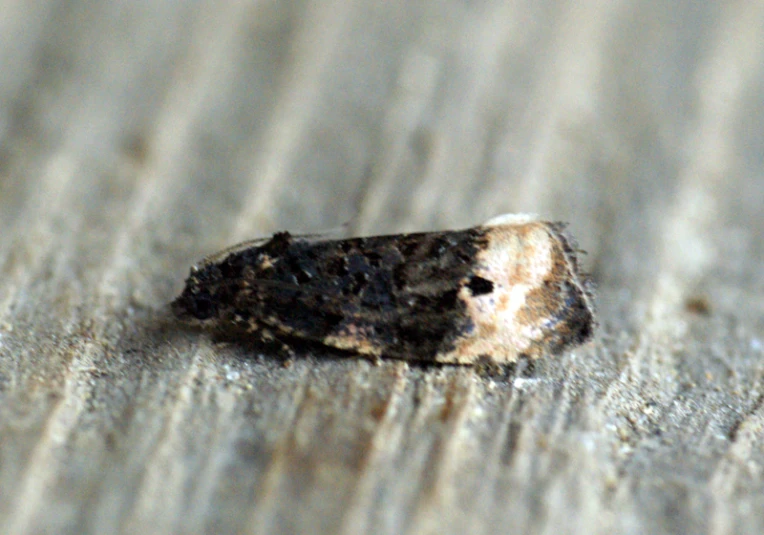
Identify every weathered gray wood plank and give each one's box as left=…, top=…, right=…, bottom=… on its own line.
left=0, top=1, right=763, bottom=534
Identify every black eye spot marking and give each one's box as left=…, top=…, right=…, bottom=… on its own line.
left=466, top=276, right=494, bottom=296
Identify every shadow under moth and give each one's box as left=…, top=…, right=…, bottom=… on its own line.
left=172, top=213, right=595, bottom=364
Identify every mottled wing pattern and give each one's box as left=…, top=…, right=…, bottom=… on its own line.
left=172, top=217, right=597, bottom=364
left=177, top=230, right=489, bottom=361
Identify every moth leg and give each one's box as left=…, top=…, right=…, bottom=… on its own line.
left=258, top=327, right=298, bottom=365
left=474, top=354, right=503, bottom=378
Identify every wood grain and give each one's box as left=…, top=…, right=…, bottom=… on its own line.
left=0, top=1, right=763, bottom=534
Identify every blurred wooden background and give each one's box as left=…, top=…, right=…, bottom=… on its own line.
left=0, top=1, right=763, bottom=534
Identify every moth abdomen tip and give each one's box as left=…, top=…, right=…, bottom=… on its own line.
left=172, top=274, right=220, bottom=322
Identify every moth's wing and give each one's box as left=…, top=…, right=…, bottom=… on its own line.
left=198, top=237, right=270, bottom=267
left=233, top=275, right=468, bottom=361
left=198, top=232, right=342, bottom=268
left=208, top=227, right=483, bottom=361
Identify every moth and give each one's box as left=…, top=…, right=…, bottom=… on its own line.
left=172, top=214, right=595, bottom=364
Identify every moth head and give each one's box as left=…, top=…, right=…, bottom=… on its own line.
left=451, top=219, right=595, bottom=362
left=507, top=221, right=596, bottom=356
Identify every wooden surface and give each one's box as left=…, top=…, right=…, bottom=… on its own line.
left=1, top=1, right=763, bottom=534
